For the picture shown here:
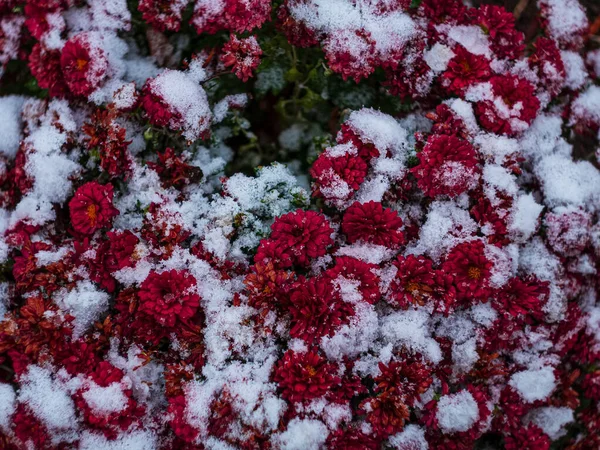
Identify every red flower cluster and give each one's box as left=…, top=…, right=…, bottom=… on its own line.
left=221, top=35, right=263, bottom=82
left=0, top=0, right=599, bottom=448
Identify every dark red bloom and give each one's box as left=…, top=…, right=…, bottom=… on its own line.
left=342, top=201, right=405, bottom=248
left=276, top=2, right=319, bottom=48
left=254, top=239, right=295, bottom=269
left=389, top=254, right=435, bottom=307
left=288, top=276, right=354, bottom=342
left=268, top=209, right=333, bottom=267
left=411, top=134, right=480, bottom=198
left=310, top=151, right=368, bottom=205
left=442, top=240, right=493, bottom=301
left=326, top=426, right=382, bottom=450
left=427, top=104, right=469, bottom=138
left=273, top=349, right=340, bottom=402
left=244, top=261, right=295, bottom=310
left=323, top=29, right=376, bottom=83
left=221, top=35, right=263, bottom=82
left=69, top=182, right=119, bottom=236
left=192, top=0, right=271, bottom=35
left=389, top=254, right=458, bottom=314
left=375, top=359, right=433, bottom=406
left=138, top=0, right=188, bottom=32
left=28, top=43, right=69, bottom=98
left=325, top=256, right=381, bottom=304
left=442, top=45, right=491, bottom=95
left=148, top=147, right=203, bottom=190
left=494, top=276, right=548, bottom=322
left=529, top=37, right=565, bottom=97
left=360, top=390, right=410, bottom=437
left=477, top=5, right=525, bottom=59
left=60, top=33, right=108, bottom=96
left=474, top=75, right=540, bottom=136
left=107, top=230, right=140, bottom=270
left=168, top=395, right=200, bottom=443
left=141, top=203, right=191, bottom=256
left=544, top=208, right=591, bottom=257
left=83, top=109, right=132, bottom=178
left=12, top=404, right=51, bottom=449
left=74, top=362, right=145, bottom=438
left=504, top=424, right=550, bottom=450
left=420, top=0, right=468, bottom=24
left=138, top=270, right=201, bottom=328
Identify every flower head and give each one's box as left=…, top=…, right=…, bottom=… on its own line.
left=411, top=134, right=480, bottom=198
left=60, top=33, right=108, bottom=96
left=273, top=349, right=340, bottom=402
left=269, top=209, right=333, bottom=267
left=69, top=182, right=119, bottom=235
left=221, top=35, right=263, bottom=82
left=138, top=270, right=201, bottom=328
left=342, top=201, right=405, bottom=248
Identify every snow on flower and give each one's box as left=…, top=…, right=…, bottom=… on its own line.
left=0, top=0, right=598, bottom=448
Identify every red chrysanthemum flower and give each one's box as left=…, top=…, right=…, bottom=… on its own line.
left=441, top=45, right=492, bottom=95
left=326, top=426, right=382, bottom=450
left=148, top=147, right=203, bottom=190
left=69, top=182, right=119, bottom=236
left=420, top=0, right=468, bottom=25
left=427, top=104, right=469, bottom=138
left=341, top=201, right=405, bottom=248
left=276, top=2, right=319, bottom=48
left=107, top=230, right=140, bottom=270
left=12, top=404, right=51, bottom=449
left=268, top=209, right=333, bottom=267
left=323, top=29, right=376, bottom=83
left=60, top=33, right=109, bottom=97
left=221, top=34, right=263, bottom=82
left=494, top=276, right=548, bottom=322
left=273, top=349, right=340, bottom=402
left=141, top=203, right=191, bottom=257
left=310, top=151, right=368, bottom=205
left=389, top=254, right=458, bottom=314
left=361, top=390, right=410, bottom=437
left=75, top=362, right=145, bottom=439
left=83, top=109, right=132, bottom=178
left=254, top=239, right=295, bottom=269
left=529, top=37, right=565, bottom=97
left=138, top=0, right=188, bottom=32
left=442, top=240, right=493, bottom=301
left=411, top=134, right=480, bottom=198
left=504, top=424, right=550, bottom=450
left=141, top=84, right=180, bottom=129
left=28, top=43, right=69, bottom=98
left=337, top=124, right=381, bottom=162
left=474, top=75, right=540, bottom=137
left=168, top=395, right=200, bottom=443
left=389, top=254, right=435, bottom=307
left=375, top=360, right=433, bottom=406
left=138, top=269, right=201, bottom=328
left=191, top=0, right=271, bottom=35
left=244, top=261, right=295, bottom=310
left=477, top=5, right=524, bottom=59
left=325, top=256, right=381, bottom=304
left=544, top=207, right=591, bottom=257
left=288, top=276, right=355, bottom=342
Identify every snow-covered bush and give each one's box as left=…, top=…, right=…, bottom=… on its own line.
left=0, top=0, right=599, bottom=449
